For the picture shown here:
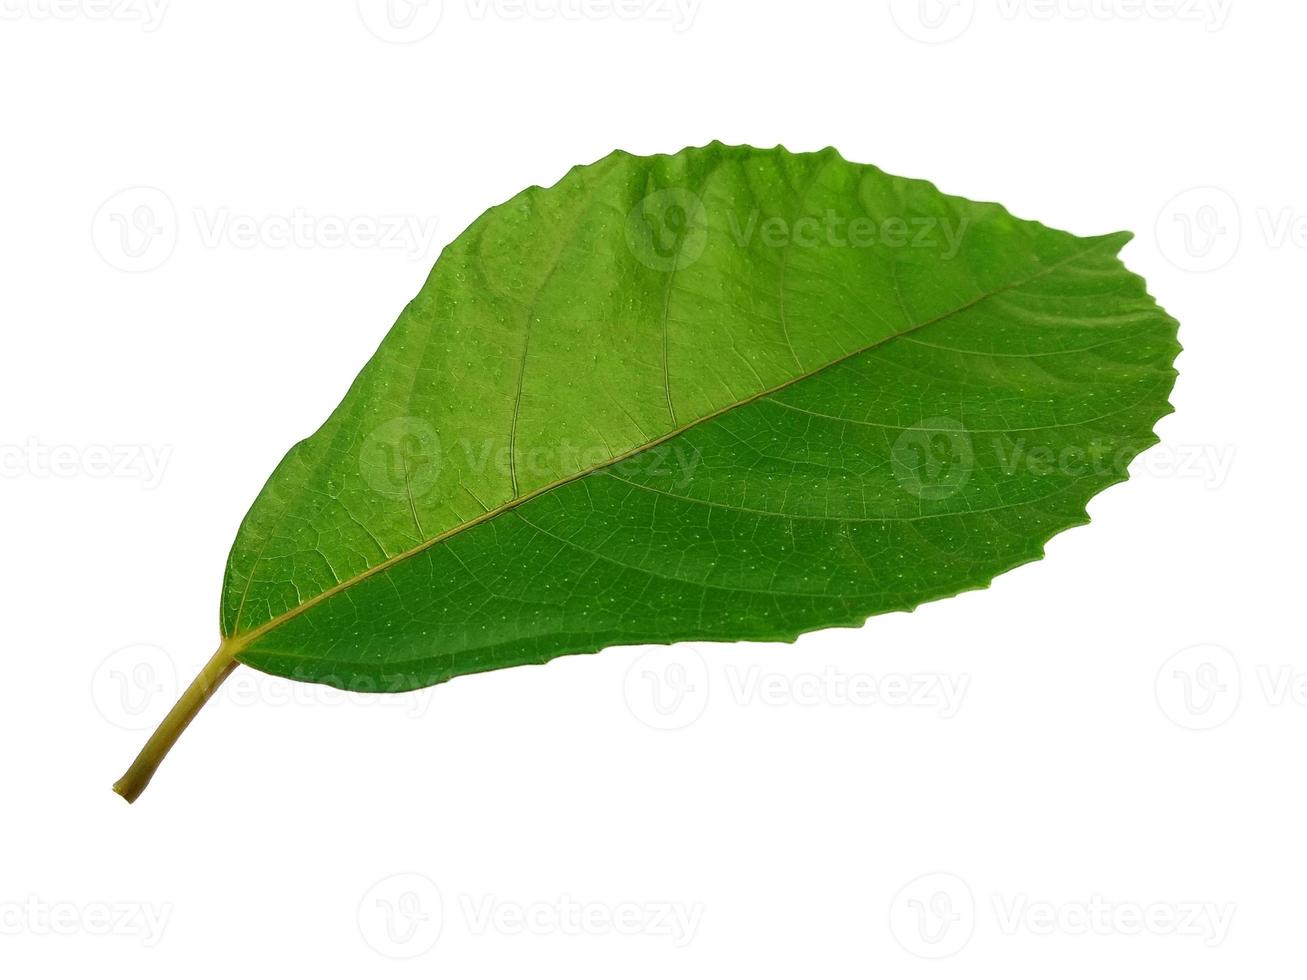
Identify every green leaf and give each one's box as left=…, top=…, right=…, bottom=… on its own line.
left=114, top=142, right=1179, bottom=801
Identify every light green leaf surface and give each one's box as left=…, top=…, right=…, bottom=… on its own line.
left=115, top=143, right=1179, bottom=800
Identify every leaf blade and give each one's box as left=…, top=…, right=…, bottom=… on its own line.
left=217, top=156, right=1177, bottom=691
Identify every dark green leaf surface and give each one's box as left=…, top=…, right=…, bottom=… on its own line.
left=222, top=143, right=1179, bottom=692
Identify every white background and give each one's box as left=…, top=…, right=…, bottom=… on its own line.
left=0, top=1, right=1300, bottom=976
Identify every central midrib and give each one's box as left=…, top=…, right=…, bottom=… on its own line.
left=226, top=236, right=1121, bottom=656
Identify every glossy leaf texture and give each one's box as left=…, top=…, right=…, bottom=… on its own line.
left=222, top=143, right=1179, bottom=692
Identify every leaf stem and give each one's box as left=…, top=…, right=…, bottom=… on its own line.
left=112, top=641, right=240, bottom=803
